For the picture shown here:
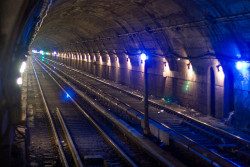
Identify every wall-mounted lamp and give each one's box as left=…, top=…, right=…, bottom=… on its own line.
left=163, top=62, right=170, bottom=77
left=16, top=77, right=22, bottom=85
left=20, top=61, right=26, bottom=74
left=32, top=49, right=37, bottom=54
left=126, top=55, right=129, bottom=62
left=140, top=53, right=147, bottom=61
left=216, top=64, right=222, bottom=72
left=140, top=53, right=147, bottom=64
left=236, top=61, right=248, bottom=70
left=39, top=50, right=44, bottom=55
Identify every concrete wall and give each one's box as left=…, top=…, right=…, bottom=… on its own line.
left=55, top=54, right=223, bottom=115
left=52, top=51, right=250, bottom=129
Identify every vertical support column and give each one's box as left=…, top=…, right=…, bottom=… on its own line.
left=143, top=59, right=150, bottom=136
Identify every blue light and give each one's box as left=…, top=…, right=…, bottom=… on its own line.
left=53, top=51, right=57, bottom=55
left=61, top=88, right=75, bottom=102
left=39, top=50, right=44, bottom=55
left=140, top=53, right=147, bottom=61
left=242, top=62, right=248, bottom=68
left=53, top=66, right=56, bottom=69
left=236, top=61, right=248, bottom=71
left=32, top=49, right=37, bottom=53
left=236, top=62, right=242, bottom=70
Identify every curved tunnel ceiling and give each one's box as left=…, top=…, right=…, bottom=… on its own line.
left=31, top=0, right=250, bottom=60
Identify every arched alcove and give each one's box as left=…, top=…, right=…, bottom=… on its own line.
left=224, top=69, right=235, bottom=118
left=208, top=67, right=216, bottom=117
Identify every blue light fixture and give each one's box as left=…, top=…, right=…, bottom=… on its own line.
left=236, top=61, right=248, bottom=71
left=140, top=53, right=147, bottom=61
left=39, top=50, right=44, bottom=55
left=236, top=62, right=243, bottom=70
left=32, top=49, right=37, bottom=53
left=237, top=62, right=244, bottom=70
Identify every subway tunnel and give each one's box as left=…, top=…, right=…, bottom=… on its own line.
left=0, top=0, right=250, bottom=166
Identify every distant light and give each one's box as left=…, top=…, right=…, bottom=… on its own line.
left=236, top=62, right=243, bottom=70
left=19, top=61, right=26, bottom=73
left=177, top=58, right=181, bottom=61
left=53, top=51, right=57, bottom=55
left=236, top=53, right=241, bottom=58
left=17, top=77, right=22, bottom=85
left=39, top=50, right=44, bottom=55
left=66, top=94, right=70, bottom=98
left=46, top=52, right=50, bottom=55
left=140, top=53, right=147, bottom=61
left=187, top=63, right=193, bottom=75
left=218, top=66, right=222, bottom=72
left=242, top=62, right=248, bottom=68
left=216, top=65, right=222, bottom=72
left=53, top=66, right=56, bottom=69
left=236, top=61, right=248, bottom=70
left=32, top=49, right=37, bottom=53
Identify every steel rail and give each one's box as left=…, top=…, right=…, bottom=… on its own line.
left=35, top=57, right=180, bottom=167
left=49, top=62, right=237, bottom=167
left=31, top=61, right=69, bottom=167
left=37, top=57, right=248, bottom=167
left=56, top=108, right=84, bottom=167
left=36, top=56, right=241, bottom=167
left=34, top=58, right=138, bottom=167
left=44, top=57, right=250, bottom=147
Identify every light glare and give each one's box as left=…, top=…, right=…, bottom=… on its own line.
left=218, top=66, right=222, bottom=72
left=32, top=49, right=37, bottom=53
left=39, top=50, right=44, bottom=55
left=236, top=62, right=243, bottom=70
left=236, top=61, right=249, bottom=72
left=17, top=77, right=22, bottom=85
left=140, top=53, right=147, bottom=61
left=19, top=61, right=26, bottom=73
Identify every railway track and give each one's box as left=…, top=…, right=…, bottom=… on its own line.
left=31, top=57, right=179, bottom=166
left=26, top=61, right=60, bottom=166
left=36, top=56, right=250, bottom=167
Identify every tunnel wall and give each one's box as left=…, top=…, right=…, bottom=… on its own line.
left=32, top=0, right=250, bottom=129
left=53, top=53, right=227, bottom=120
